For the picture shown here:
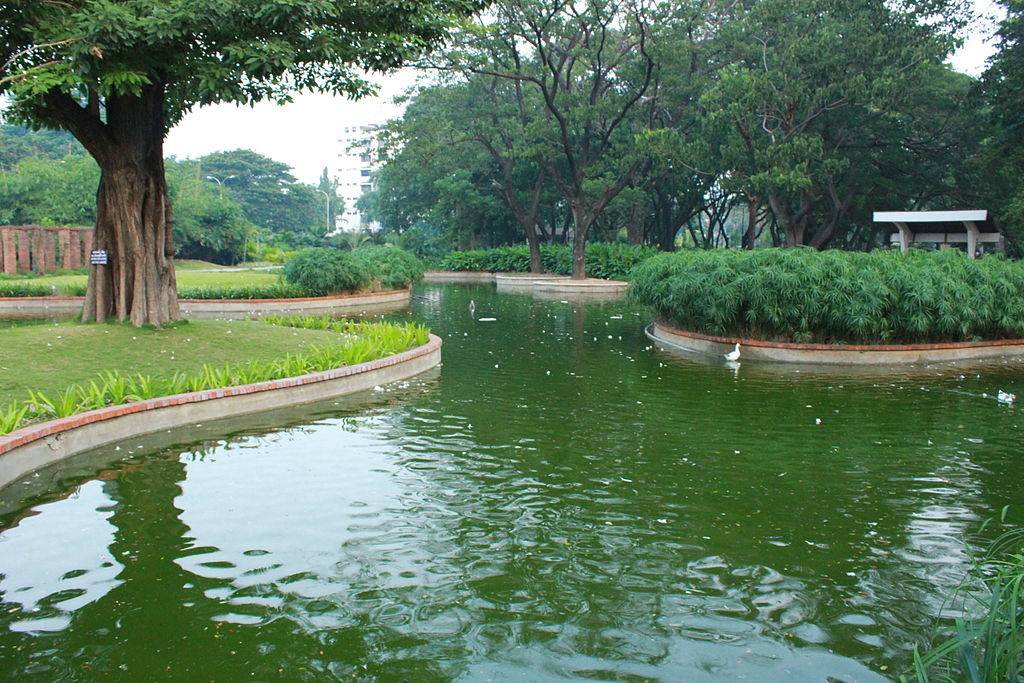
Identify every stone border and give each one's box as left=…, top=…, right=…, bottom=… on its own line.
left=649, top=321, right=1024, bottom=365
left=532, top=278, right=628, bottom=301
left=423, top=271, right=496, bottom=284
left=0, top=335, right=442, bottom=490
left=0, top=289, right=410, bottom=320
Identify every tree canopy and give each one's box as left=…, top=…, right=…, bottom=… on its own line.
left=361, top=0, right=985, bottom=265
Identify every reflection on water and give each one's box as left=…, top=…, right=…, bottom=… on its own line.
left=0, top=481, right=122, bottom=633
left=1, top=283, right=1022, bottom=680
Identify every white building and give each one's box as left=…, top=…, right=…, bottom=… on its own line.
left=332, top=123, right=383, bottom=233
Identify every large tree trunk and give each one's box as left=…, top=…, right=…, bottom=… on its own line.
left=67, top=86, right=180, bottom=326
left=626, top=199, right=646, bottom=245
left=743, top=195, right=759, bottom=250
left=570, top=205, right=588, bottom=279
left=526, top=226, right=543, bottom=273
left=83, top=158, right=179, bottom=325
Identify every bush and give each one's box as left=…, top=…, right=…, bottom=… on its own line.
left=438, top=243, right=657, bottom=281
left=630, top=248, right=1024, bottom=344
left=283, top=248, right=368, bottom=296
left=350, top=245, right=425, bottom=289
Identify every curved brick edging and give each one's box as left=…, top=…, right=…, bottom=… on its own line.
left=0, top=335, right=442, bottom=490
left=649, top=321, right=1024, bottom=365
left=423, top=271, right=497, bottom=284
left=0, top=289, right=411, bottom=320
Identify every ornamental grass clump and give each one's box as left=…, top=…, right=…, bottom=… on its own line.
left=630, top=248, right=1024, bottom=344
left=350, top=245, right=425, bottom=289
left=0, top=318, right=430, bottom=437
left=283, top=248, right=369, bottom=296
left=904, top=520, right=1024, bottom=682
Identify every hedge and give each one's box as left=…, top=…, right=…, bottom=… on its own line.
left=630, top=248, right=1024, bottom=344
left=438, top=243, right=658, bottom=281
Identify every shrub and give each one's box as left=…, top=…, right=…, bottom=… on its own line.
left=630, top=248, right=1024, bottom=344
left=350, top=245, right=425, bottom=289
left=438, top=243, right=656, bottom=281
left=283, top=248, right=368, bottom=296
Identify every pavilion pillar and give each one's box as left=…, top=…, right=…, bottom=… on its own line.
left=964, top=221, right=980, bottom=259
left=17, top=230, right=30, bottom=273
left=894, top=222, right=912, bottom=253
left=0, top=230, right=13, bottom=275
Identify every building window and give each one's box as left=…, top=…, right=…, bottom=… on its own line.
left=360, top=169, right=371, bottom=177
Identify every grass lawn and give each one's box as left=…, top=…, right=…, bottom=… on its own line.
left=17, top=267, right=282, bottom=292
left=0, top=319, right=344, bottom=405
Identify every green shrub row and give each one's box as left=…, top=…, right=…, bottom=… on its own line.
left=438, top=243, right=658, bottom=281
left=177, top=284, right=307, bottom=300
left=630, top=248, right=1024, bottom=344
left=283, top=246, right=424, bottom=296
left=0, top=318, right=431, bottom=436
left=0, top=282, right=60, bottom=297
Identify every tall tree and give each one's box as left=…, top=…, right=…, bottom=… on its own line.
left=448, top=0, right=657, bottom=278
left=982, top=0, right=1024, bottom=250
left=702, top=0, right=968, bottom=248
left=1, top=0, right=480, bottom=325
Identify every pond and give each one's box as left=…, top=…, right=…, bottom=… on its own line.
left=1, top=283, right=1023, bottom=680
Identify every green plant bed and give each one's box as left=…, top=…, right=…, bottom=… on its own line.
left=630, top=248, right=1024, bottom=344
left=0, top=317, right=430, bottom=435
left=438, top=243, right=657, bottom=281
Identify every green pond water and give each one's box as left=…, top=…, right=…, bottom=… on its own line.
left=1, top=283, right=1023, bottom=681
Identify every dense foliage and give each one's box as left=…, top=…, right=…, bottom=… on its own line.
left=439, top=243, right=658, bottom=281
left=350, top=245, right=425, bottom=290
left=197, top=150, right=336, bottom=248
left=361, top=0, right=980, bottom=268
left=0, top=318, right=430, bottom=436
left=631, top=249, right=1024, bottom=344
left=283, top=248, right=369, bottom=296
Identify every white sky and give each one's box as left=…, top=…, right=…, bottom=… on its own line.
left=158, top=5, right=1002, bottom=184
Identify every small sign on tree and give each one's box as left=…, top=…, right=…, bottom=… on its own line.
left=90, top=250, right=108, bottom=266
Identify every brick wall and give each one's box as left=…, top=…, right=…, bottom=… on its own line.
left=0, top=226, right=93, bottom=275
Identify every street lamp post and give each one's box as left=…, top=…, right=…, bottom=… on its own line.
left=204, top=175, right=243, bottom=264
left=315, top=188, right=332, bottom=234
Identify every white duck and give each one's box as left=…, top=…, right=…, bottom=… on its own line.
left=724, top=343, right=741, bottom=362
left=997, top=390, right=1016, bottom=405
